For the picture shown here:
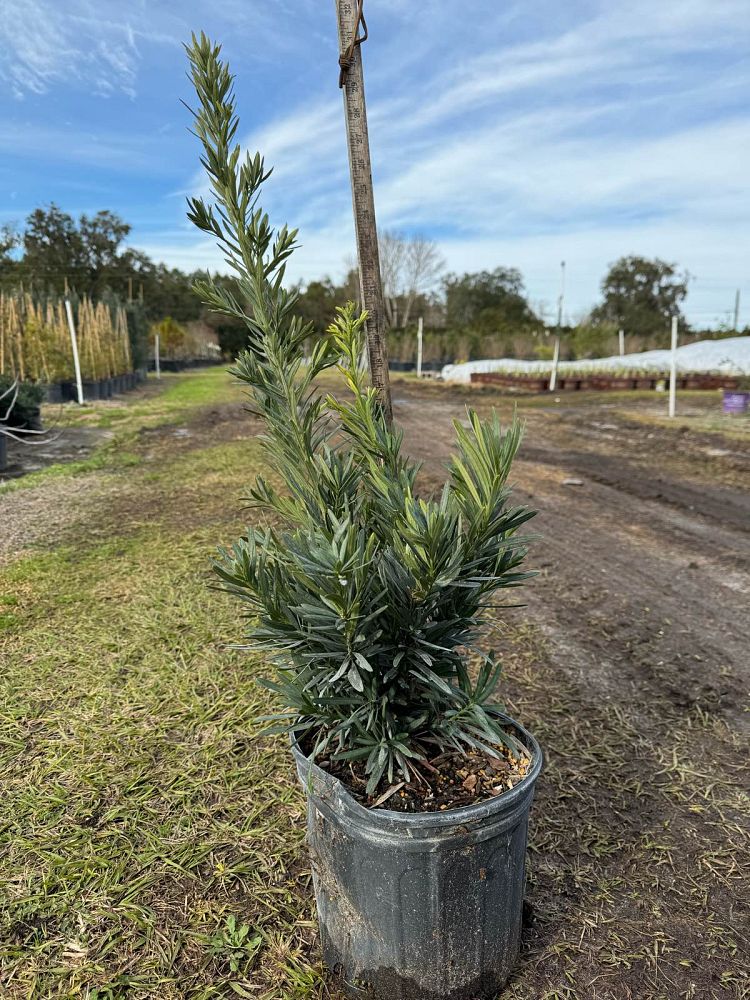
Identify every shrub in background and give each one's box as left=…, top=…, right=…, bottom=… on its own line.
left=0, top=375, right=44, bottom=429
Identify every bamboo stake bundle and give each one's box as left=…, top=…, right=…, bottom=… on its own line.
left=114, top=306, right=131, bottom=373
left=0, top=289, right=133, bottom=384
left=7, top=295, right=24, bottom=380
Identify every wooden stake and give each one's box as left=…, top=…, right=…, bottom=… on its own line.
left=416, top=316, right=423, bottom=378
left=334, top=0, right=392, bottom=425
left=618, top=327, right=625, bottom=357
left=155, top=333, right=161, bottom=380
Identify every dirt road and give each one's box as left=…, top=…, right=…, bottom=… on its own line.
left=393, top=379, right=750, bottom=999
left=396, top=381, right=750, bottom=729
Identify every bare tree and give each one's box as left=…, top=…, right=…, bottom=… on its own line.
left=377, top=231, right=445, bottom=329
left=378, top=230, right=407, bottom=328
left=402, top=235, right=445, bottom=328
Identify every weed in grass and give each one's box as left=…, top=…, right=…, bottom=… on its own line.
left=207, top=915, right=262, bottom=974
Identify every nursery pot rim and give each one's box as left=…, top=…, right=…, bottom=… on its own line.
left=290, top=709, right=542, bottom=833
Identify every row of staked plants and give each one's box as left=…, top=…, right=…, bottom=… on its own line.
left=0, top=291, right=131, bottom=383
left=187, top=34, right=537, bottom=794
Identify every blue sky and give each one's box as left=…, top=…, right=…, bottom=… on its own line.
left=1, top=0, right=749, bottom=327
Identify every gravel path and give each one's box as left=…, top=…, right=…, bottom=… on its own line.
left=0, top=474, right=120, bottom=567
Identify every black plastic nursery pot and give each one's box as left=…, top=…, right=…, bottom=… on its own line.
left=292, top=715, right=542, bottom=1000
left=81, top=380, right=100, bottom=401
left=60, top=381, right=78, bottom=402
left=43, top=382, right=65, bottom=404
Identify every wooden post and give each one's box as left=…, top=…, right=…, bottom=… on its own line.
left=154, top=333, right=161, bottom=380
left=128, top=276, right=133, bottom=304
left=416, top=316, right=423, bottom=378
left=668, top=315, right=678, bottom=418
left=64, top=299, right=84, bottom=405
left=334, top=0, right=392, bottom=425
left=618, top=327, right=625, bottom=357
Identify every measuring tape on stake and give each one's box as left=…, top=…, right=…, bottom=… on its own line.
left=334, top=0, right=393, bottom=424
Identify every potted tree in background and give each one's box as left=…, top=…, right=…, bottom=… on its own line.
left=186, top=35, right=542, bottom=1000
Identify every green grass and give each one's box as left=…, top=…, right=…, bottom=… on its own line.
left=1, top=530, right=316, bottom=998
left=0, top=378, right=321, bottom=998
left=0, top=449, right=142, bottom=496
left=56, top=369, right=241, bottom=431
left=2, top=369, right=244, bottom=498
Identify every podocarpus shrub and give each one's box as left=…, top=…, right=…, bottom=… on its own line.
left=187, top=34, right=536, bottom=795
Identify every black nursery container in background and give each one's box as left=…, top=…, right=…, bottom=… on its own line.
left=81, top=379, right=100, bottom=401
left=187, top=35, right=542, bottom=1000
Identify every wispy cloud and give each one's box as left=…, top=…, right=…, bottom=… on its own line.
left=173, top=0, right=750, bottom=324
left=3, top=1, right=750, bottom=325
left=0, top=0, right=142, bottom=98
left=0, top=0, right=321, bottom=100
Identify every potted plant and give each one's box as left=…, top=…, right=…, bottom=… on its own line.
left=0, top=375, right=44, bottom=431
left=186, top=35, right=542, bottom=999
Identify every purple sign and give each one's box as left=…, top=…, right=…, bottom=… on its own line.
left=722, top=391, right=749, bottom=415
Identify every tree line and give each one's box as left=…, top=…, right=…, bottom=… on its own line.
left=1, top=206, right=738, bottom=366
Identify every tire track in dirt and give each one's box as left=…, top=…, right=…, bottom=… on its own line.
left=396, top=383, right=749, bottom=997
left=395, top=386, right=750, bottom=731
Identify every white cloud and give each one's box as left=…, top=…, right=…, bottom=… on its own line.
left=6, top=0, right=747, bottom=326
left=0, top=0, right=140, bottom=98
left=172, top=0, right=750, bottom=324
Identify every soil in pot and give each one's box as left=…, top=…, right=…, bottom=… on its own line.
left=303, top=732, right=532, bottom=813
